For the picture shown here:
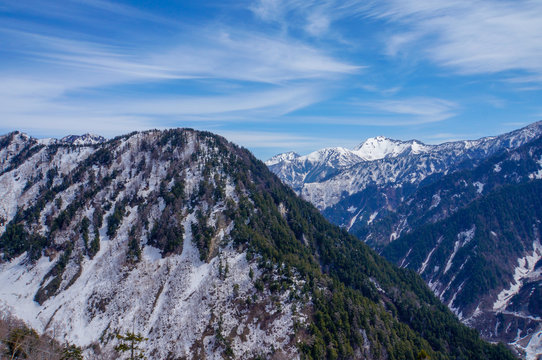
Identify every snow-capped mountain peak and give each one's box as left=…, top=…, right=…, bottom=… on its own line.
left=300, top=146, right=360, bottom=165
left=265, top=151, right=300, bottom=166
left=353, top=136, right=428, bottom=161
left=60, top=133, right=106, bottom=145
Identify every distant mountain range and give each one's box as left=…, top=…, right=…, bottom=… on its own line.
left=267, top=121, right=542, bottom=359
left=267, top=122, right=542, bottom=218
left=34, top=133, right=107, bottom=146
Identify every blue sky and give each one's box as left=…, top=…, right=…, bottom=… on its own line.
left=1, top=0, right=541, bottom=159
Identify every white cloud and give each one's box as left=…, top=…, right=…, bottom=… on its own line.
left=366, top=0, right=542, bottom=80
left=354, top=97, right=458, bottom=124
left=87, top=86, right=322, bottom=117
left=250, top=0, right=542, bottom=83
left=3, top=27, right=359, bottom=85
left=249, top=0, right=368, bottom=37
left=0, top=19, right=359, bottom=136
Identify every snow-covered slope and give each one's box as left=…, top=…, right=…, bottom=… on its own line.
left=265, top=147, right=363, bottom=190
left=0, top=130, right=306, bottom=359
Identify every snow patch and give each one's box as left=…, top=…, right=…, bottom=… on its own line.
left=367, top=211, right=378, bottom=225
left=347, top=209, right=363, bottom=231
left=353, top=136, right=428, bottom=161
left=419, top=237, right=443, bottom=275
left=473, top=181, right=485, bottom=194
left=444, top=226, right=475, bottom=274
left=143, top=245, right=162, bottom=262
left=429, top=193, right=441, bottom=210
left=493, top=240, right=542, bottom=312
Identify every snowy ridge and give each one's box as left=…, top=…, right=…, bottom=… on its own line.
left=353, top=136, right=428, bottom=161
left=265, top=151, right=299, bottom=166
left=0, top=130, right=308, bottom=359
left=268, top=121, right=542, bottom=233
left=60, top=133, right=106, bottom=145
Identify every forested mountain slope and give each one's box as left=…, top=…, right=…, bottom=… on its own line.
left=0, top=130, right=514, bottom=359
left=266, top=122, right=542, bottom=359
left=383, top=180, right=542, bottom=359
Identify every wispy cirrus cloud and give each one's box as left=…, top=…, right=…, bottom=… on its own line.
left=216, top=130, right=363, bottom=155
left=2, top=0, right=541, bottom=160
left=364, top=97, right=457, bottom=118
left=249, top=0, right=369, bottom=36
left=2, top=27, right=358, bottom=84
left=250, top=0, right=542, bottom=83
left=0, top=6, right=359, bottom=140
left=349, top=97, right=458, bottom=124
left=365, top=0, right=542, bottom=81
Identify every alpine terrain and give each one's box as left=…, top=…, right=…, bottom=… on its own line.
left=266, top=121, right=542, bottom=359
left=0, top=129, right=515, bottom=359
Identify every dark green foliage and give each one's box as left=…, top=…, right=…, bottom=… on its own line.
left=199, top=133, right=516, bottom=360
left=93, top=207, right=104, bottom=228
left=3, top=326, right=39, bottom=359
left=0, top=223, right=48, bottom=261
left=0, top=142, right=44, bottom=175
left=114, top=331, right=148, bottom=359
left=127, top=227, right=142, bottom=263
left=87, top=147, right=113, bottom=167
left=88, top=228, right=100, bottom=259
left=0, top=314, right=78, bottom=359
left=46, top=167, right=58, bottom=188
left=0, top=132, right=14, bottom=151
left=106, top=201, right=126, bottom=239
left=80, top=216, right=90, bottom=251
left=34, top=246, right=72, bottom=304
left=384, top=180, right=542, bottom=312
left=149, top=218, right=184, bottom=256
left=160, top=178, right=185, bottom=205
left=191, top=210, right=215, bottom=261
left=61, top=344, right=84, bottom=360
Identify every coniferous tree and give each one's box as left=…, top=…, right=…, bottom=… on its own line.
left=114, top=331, right=148, bottom=360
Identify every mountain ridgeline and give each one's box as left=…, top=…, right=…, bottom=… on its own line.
left=267, top=121, right=542, bottom=359
left=0, top=130, right=514, bottom=359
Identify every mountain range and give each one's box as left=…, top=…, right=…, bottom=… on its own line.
left=266, top=121, right=542, bottom=359
left=0, top=129, right=515, bottom=359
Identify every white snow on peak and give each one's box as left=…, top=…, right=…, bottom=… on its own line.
left=60, top=133, right=106, bottom=145
left=36, top=138, right=57, bottom=145
left=301, top=147, right=357, bottom=164
left=353, top=136, right=428, bottom=161
left=265, top=151, right=300, bottom=166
